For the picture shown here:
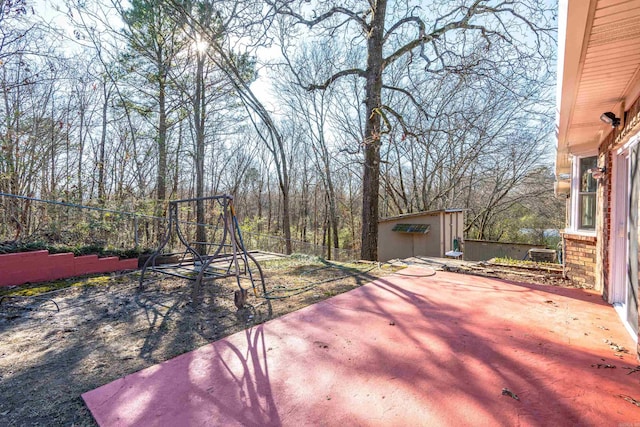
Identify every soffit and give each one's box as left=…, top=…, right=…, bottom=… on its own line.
left=557, top=0, right=640, bottom=174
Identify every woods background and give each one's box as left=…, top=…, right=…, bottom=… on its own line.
left=0, top=0, right=562, bottom=259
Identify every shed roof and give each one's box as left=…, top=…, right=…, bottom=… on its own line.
left=378, top=209, right=464, bottom=223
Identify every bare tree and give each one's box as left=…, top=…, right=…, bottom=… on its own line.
left=268, top=0, right=554, bottom=260
left=0, top=0, right=31, bottom=63
left=118, top=0, right=187, bottom=222
left=274, top=42, right=342, bottom=256
left=163, top=0, right=296, bottom=254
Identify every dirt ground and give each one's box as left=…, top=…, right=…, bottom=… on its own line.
left=0, top=255, right=398, bottom=426
left=457, top=261, right=577, bottom=288
left=0, top=254, right=575, bottom=426
left=399, top=256, right=577, bottom=289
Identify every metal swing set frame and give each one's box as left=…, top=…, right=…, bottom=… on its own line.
left=138, top=195, right=266, bottom=308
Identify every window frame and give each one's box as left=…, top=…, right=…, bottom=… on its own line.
left=570, top=153, right=598, bottom=234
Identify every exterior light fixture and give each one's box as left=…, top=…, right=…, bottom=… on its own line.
left=588, top=166, right=606, bottom=180
left=600, top=112, right=620, bottom=128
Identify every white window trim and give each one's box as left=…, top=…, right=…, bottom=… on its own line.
left=568, top=152, right=598, bottom=235
left=617, top=131, right=640, bottom=156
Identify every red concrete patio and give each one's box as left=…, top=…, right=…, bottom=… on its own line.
left=83, top=267, right=640, bottom=426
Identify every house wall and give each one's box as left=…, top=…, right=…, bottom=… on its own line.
left=599, top=131, right=616, bottom=299
left=562, top=130, right=615, bottom=294
left=598, top=104, right=640, bottom=356
left=562, top=234, right=597, bottom=289
left=565, top=114, right=640, bottom=354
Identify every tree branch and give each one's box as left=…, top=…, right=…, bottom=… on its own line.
left=383, top=16, right=425, bottom=44
left=380, top=105, right=417, bottom=139
left=382, top=84, right=430, bottom=119
left=383, top=0, right=482, bottom=68
left=265, top=1, right=371, bottom=32
left=306, top=68, right=366, bottom=91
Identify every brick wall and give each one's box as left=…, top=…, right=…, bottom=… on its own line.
left=562, top=234, right=597, bottom=288
left=599, top=130, right=615, bottom=300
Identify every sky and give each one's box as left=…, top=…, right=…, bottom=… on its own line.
left=37, top=0, right=280, bottom=112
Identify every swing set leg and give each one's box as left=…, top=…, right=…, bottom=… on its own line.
left=234, top=288, right=248, bottom=309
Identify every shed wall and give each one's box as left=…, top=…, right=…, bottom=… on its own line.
left=442, top=211, right=464, bottom=255
left=378, top=215, right=442, bottom=262
left=377, top=211, right=463, bottom=262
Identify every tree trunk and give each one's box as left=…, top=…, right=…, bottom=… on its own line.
left=325, top=196, right=332, bottom=260
left=172, top=119, right=183, bottom=199
left=257, top=178, right=263, bottom=233
left=316, top=128, right=340, bottom=252
left=97, top=81, right=109, bottom=203
left=49, top=95, right=56, bottom=197
left=156, top=60, right=168, bottom=240
left=194, top=52, right=207, bottom=256
left=301, top=161, right=308, bottom=242
left=360, top=0, right=387, bottom=261
left=77, top=99, right=85, bottom=202
left=156, top=75, right=167, bottom=204
left=326, top=164, right=339, bottom=252
left=274, top=135, right=293, bottom=254
left=281, top=184, right=293, bottom=254
left=267, top=173, right=272, bottom=234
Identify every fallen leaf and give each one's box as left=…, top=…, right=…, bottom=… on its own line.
left=618, top=394, right=640, bottom=407
left=502, top=388, right=520, bottom=401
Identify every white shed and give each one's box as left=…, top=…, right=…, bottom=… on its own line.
left=377, top=209, right=465, bottom=262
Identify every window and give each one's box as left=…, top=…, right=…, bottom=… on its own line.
left=577, top=156, right=597, bottom=230
left=392, top=224, right=430, bottom=234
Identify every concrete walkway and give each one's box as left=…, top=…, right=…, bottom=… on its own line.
left=83, top=267, right=640, bottom=426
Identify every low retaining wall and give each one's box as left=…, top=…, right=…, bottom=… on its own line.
left=0, top=250, right=138, bottom=287
left=464, top=239, right=547, bottom=261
